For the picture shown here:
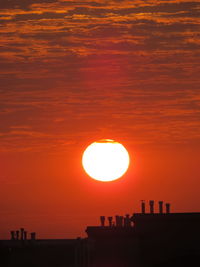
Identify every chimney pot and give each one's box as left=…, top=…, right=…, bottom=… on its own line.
left=20, top=228, right=24, bottom=241
left=166, top=203, right=170, bottom=213
left=30, top=232, right=36, bottom=240
left=119, top=216, right=123, bottom=227
left=24, top=231, right=27, bottom=240
left=100, top=216, right=105, bottom=227
left=108, top=216, right=113, bottom=227
left=16, top=230, right=19, bottom=240
left=10, top=231, right=15, bottom=240
left=141, top=200, right=145, bottom=214
left=124, top=214, right=131, bottom=227
left=115, top=215, right=120, bottom=227
left=149, top=200, right=154, bottom=214
left=158, top=201, right=163, bottom=214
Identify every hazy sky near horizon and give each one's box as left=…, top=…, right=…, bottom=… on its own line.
left=0, top=0, right=200, bottom=239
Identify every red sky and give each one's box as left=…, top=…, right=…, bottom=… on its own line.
left=0, top=0, right=200, bottom=239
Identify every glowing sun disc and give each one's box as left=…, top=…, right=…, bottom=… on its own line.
left=82, top=139, right=130, bottom=182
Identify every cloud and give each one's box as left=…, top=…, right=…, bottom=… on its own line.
left=0, top=0, right=199, bottom=151
left=0, top=0, right=56, bottom=10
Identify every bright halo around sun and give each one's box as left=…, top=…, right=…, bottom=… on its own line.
left=82, top=139, right=130, bottom=182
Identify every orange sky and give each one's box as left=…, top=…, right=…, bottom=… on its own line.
left=0, top=0, right=200, bottom=239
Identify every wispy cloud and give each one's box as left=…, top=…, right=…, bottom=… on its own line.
left=0, top=0, right=199, bottom=151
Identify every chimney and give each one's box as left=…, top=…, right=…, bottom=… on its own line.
left=158, top=201, right=163, bottom=214
left=149, top=200, right=154, bottom=214
left=100, top=216, right=105, bottom=227
left=119, top=216, right=123, bottom=227
left=16, top=230, right=19, bottom=240
left=141, top=200, right=145, bottom=214
left=115, top=215, right=120, bottom=227
left=30, top=232, right=36, bottom=240
left=166, top=203, right=170, bottom=214
left=124, top=214, right=131, bottom=227
left=24, top=231, right=27, bottom=240
left=10, top=231, right=15, bottom=240
left=20, top=228, right=24, bottom=241
left=108, top=216, right=113, bottom=227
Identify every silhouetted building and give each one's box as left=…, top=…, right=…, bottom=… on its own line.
left=1, top=201, right=200, bottom=267
left=86, top=201, right=200, bottom=266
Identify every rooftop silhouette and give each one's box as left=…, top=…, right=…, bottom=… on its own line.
left=1, top=200, right=200, bottom=267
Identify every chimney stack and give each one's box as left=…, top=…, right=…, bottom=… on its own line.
left=115, top=215, right=120, bottom=227
left=16, top=230, right=19, bottom=240
left=24, top=231, right=27, bottom=240
left=158, top=201, right=163, bottom=214
left=30, top=232, right=36, bottom=240
left=124, top=214, right=131, bottom=227
left=116, top=215, right=124, bottom=227
left=10, top=231, right=15, bottom=240
left=119, top=216, right=123, bottom=227
left=166, top=203, right=170, bottom=213
left=100, top=216, right=105, bottom=227
left=108, top=216, right=113, bottom=227
left=149, top=200, right=154, bottom=214
left=141, top=200, right=145, bottom=214
left=20, top=228, right=24, bottom=241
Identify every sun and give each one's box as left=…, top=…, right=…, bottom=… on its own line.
left=82, top=139, right=130, bottom=182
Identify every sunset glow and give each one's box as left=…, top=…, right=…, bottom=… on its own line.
left=0, top=0, right=200, bottom=240
left=82, top=139, right=130, bottom=182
